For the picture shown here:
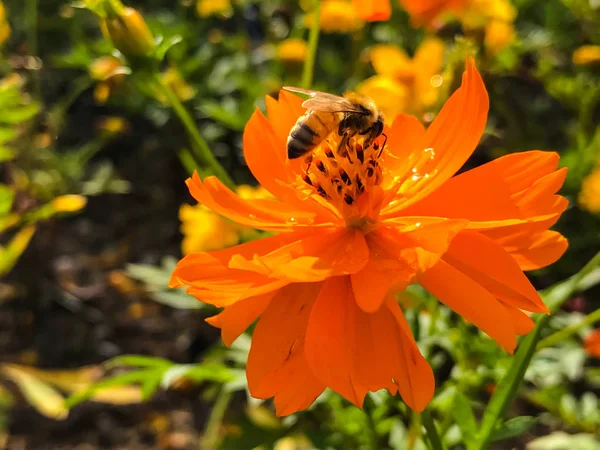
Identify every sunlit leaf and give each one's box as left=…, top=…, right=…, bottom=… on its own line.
left=0, top=226, right=36, bottom=277
left=452, top=391, right=478, bottom=448
left=104, top=355, right=173, bottom=369
left=490, top=416, right=537, bottom=443
left=1, top=364, right=68, bottom=420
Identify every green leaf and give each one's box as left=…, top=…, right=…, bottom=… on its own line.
left=490, top=416, right=537, bottom=443
left=0, top=104, right=40, bottom=124
left=0, top=185, right=14, bottom=215
left=1, top=364, right=69, bottom=420
left=65, top=369, right=156, bottom=408
left=0, top=226, right=36, bottom=277
left=0, top=147, right=16, bottom=162
left=161, top=363, right=234, bottom=390
left=104, top=355, right=173, bottom=370
left=149, top=290, right=205, bottom=310
left=154, top=35, right=183, bottom=61
left=141, top=374, right=163, bottom=401
left=452, top=391, right=478, bottom=448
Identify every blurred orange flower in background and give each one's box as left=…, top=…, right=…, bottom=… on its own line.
left=584, top=330, right=600, bottom=358
left=399, top=0, right=516, bottom=54
left=170, top=59, right=568, bottom=416
left=357, top=38, right=445, bottom=119
left=351, top=0, right=392, bottom=22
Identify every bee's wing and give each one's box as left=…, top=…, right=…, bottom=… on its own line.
left=282, top=86, right=367, bottom=114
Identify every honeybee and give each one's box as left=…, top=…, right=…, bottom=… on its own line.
left=283, top=87, right=385, bottom=159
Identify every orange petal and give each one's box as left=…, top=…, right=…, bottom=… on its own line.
left=243, top=108, right=289, bottom=198
left=584, top=330, right=600, bottom=358
left=351, top=295, right=435, bottom=411
left=502, top=304, right=536, bottom=335
left=265, top=90, right=306, bottom=146
left=351, top=217, right=467, bottom=313
left=170, top=232, right=306, bottom=306
left=187, top=173, right=326, bottom=231
left=494, top=230, right=568, bottom=271
left=206, top=292, right=274, bottom=346
left=383, top=59, right=489, bottom=214
left=385, top=297, right=436, bottom=411
left=382, top=113, right=426, bottom=188
left=392, top=151, right=568, bottom=240
left=351, top=0, right=391, bottom=21
left=443, top=231, right=548, bottom=313
left=419, top=259, right=517, bottom=353
left=246, top=283, right=325, bottom=416
left=305, top=277, right=367, bottom=407
left=230, top=228, right=369, bottom=282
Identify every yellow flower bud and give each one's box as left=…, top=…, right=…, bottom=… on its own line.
left=103, top=7, right=156, bottom=59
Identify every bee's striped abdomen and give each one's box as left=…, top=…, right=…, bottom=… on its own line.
left=287, top=122, right=318, bottom=159
left=286, top=111, right=339, bottom=159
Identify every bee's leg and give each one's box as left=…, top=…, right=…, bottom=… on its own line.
left=338, top=132, right=350, bottom=157
left=376, top=133, right=388, bottom=158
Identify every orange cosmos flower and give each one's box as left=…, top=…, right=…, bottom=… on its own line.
left=351, top=0, right=392, bottom=22
left=398, top=0, right=469, bottom=27
left=585, top=330, right=600, bottom=358
left=170, top=59, right=568, bottom=416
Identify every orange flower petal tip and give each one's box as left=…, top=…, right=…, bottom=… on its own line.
left=170, top=61, right=567, bottom=415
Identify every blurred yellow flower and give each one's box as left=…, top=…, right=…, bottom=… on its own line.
left=0, top=1, right=10, bottom=46
left=305, top=0, right=364, bottom=33
left=96, top=116, right=129, bottom=134
left=196, top=0, right=232, bottom=18
left=180, top=184, right=270, bottom=255
left=50, top=195, right=87, bottom=213
left=572, top=45, right=600, bottom=66
left=158, top=67, right=196, bottom=103
left=484, top=20, right=515, bottom=55
left=579, top=167, right=600, bottom=213
left=277, top=39, right=308, bottom=63
left=89, top=56, right=127, bottom=104
left=459, top=0, right=517, bottom=54
left=357, top=38, right=445, bottom=120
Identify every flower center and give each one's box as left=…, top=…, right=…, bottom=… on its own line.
left=300, top=133, right=385, bottom=225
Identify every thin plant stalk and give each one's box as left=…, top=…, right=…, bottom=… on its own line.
left=421, top=410, right=446, bottom=450
left=152, top=72, right=235, bottom=189
left=201, top=388, right=232, bottom=450
left=537, top=306, right=600, bottom=350
left=301, top=0, right=320, bottom=89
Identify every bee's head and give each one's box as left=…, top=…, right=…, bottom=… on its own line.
left=371, top=113, right=384, bottom=138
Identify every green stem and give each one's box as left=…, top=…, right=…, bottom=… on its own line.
left=473, top=251, right=600, bottom=450
left=201, top=388, right=232, bottom=450
left=301, top=0, right=320, bottom=89
left=537, top=307, right=600, bottom=350
left=25, top=0, right=40, bottom=99
left=422, top=410, right=446, bottom=450
left=152, top=72, right=235, bottom=189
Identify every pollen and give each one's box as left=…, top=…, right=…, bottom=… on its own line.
left=300, top=133, right=384, bottom=223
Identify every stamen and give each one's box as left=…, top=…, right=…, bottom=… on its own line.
left=298, top=133, right=386, bottom=223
